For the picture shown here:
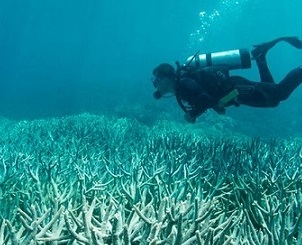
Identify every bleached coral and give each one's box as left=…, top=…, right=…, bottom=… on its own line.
left=0, top=114, right=301, bottom=244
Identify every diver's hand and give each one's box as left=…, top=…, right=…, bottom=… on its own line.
left=213, top=106, right=226, bottom=115
left=184, top=112, right=196, bottom=123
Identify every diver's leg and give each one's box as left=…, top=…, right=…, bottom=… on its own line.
left=234, top=66, right=302, bottom=107
left=251, top=36, right=302, bottom=84
left=275, top=66, right=302, bottom=101
left=251, top=39, right=278, bottom=84
left=237, top=66, right=302, bottom=107
left=252, top=54, right=274, bottom=83
left=276, top=66, right=302, bottom=101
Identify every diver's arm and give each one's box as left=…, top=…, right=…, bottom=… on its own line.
left=184, top=92, right=214, bottom=123
left=176, top=78, right=214, bottom=123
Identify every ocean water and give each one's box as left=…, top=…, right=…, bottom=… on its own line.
left=1, top=1, right=302, bottom=244
left=0, top=0, right=302, bottom=138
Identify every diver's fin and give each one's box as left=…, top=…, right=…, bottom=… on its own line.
left=252, top=36, right=302, bottom=60
left=281, top=36, right=302, bottom=49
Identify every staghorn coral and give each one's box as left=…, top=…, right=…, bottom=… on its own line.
left=0, top=113, right=301, bottom=244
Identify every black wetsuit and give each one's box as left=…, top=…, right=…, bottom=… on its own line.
left=175, top=57, right=302, bottom=122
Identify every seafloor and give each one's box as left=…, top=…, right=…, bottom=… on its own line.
left=0, top=113, right=301, bottom=244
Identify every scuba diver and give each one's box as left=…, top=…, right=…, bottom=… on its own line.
left=152, top=36, right=302, bottom=123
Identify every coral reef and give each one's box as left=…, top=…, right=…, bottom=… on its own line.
left=0, top=113, right=301, bottom=244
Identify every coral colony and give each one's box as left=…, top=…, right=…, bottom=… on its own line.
left=0, top=114, right=301, bottom=244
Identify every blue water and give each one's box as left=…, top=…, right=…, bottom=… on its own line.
left=0, top=0, right=302, bottom=138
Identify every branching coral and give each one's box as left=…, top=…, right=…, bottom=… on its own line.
left=0, top=114, right=301, bottom=244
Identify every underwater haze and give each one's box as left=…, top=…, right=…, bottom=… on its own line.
left=2, top=1, right=302, bottom=244
left=0, top=0, right=302, bottom=138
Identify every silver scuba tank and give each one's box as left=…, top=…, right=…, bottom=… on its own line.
left=186, top=49, right=251, bottom=70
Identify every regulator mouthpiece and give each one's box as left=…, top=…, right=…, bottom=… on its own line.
left=186, top=49, right=251, bottom=70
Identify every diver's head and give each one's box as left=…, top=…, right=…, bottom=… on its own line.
left=152, top=63, right=176, bottom=99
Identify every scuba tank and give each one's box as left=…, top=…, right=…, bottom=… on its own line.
left=186, top=49, right=251, bottom=70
